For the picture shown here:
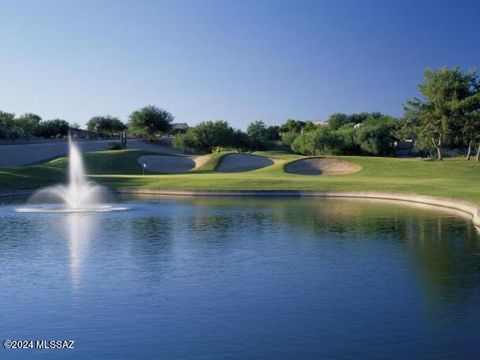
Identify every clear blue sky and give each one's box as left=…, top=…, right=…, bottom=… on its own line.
left=0, top=0, right=479, bottom=129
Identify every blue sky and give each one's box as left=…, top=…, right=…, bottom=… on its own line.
left=0, top=0, right=479, bottom=129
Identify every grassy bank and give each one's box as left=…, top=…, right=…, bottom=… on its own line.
left=1, top=149, right=480, bottom=203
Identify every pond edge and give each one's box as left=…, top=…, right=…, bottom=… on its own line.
left=118, top=189, right=480, bottom=227
left=2, top=188, right=479, bottom=227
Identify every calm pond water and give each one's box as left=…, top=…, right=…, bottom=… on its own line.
left=0, top=196, right=479, bottom=359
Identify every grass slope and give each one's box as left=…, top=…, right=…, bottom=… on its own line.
left=1, top=150, right=480, bottom=203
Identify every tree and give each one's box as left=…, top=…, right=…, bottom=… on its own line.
left=279, top=119, right=305, bottom=134
left=280, top=131, right=298, bottom=147
left=303, top=121, right=320, bottom=132
left=354, top=115, right=398, bottom=156
left=265, top=125, right=281, bottom=141
left=291, top=126, right=343, bottom=155
left=34, top=119, right=70, bottom=138
left=128, top=106, right=173, bottom=140
left=404, top=67, right=480, bottom=160
left=336, top=123, right=360, bottom=154
left=173, top=120, right=234, bottom=153
left=16, top=113, right=42, bottom=137
left=0, top=110, right=16, bottom=139
left=247, top=121, right=267, bottom=150
left=70, top=122, right=81, bottom=130
left=290, top=114, right=398, bottom=156
left=246, top=121, right=280, bottom=150
left=462, top=110, right=480, bottom=160
left=328, top=113, right=350, bottom=130
left=231, top=129, right=251, bottom=153
left=87, top=115, right=126, bottom=136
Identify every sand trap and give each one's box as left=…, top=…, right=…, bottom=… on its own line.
left=191, top=154, right=211, bottom=169
left=138, top=155, right=195, bottom=173
left=216, top=154, right=274, bottom=172
left=284, top=158, right=362, bottom=175
left=138, top=154, right=212, bottom=173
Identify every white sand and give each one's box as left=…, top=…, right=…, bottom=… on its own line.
left=284, top=158, right=362, bottom=175
left=137, top=155, right=196, bottom=173
left=216, top=154, right=274, bottom=172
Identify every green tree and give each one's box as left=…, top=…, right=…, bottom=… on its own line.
left=128, top=106, right=173, bottom=140
left=291, top=126, right=343, bottom=155
left=328, top=113, right=350, bottom=130
left=354, top=115, right=398, bottom=156
left=16, top=113, right=42, bottom=138
left=34, top=119, right=70, bottom=138
left=231, top=129, right=251, bottom=153
left=265, top=125, right=281, bottom=141
left=173, top=120, right=234, bottom=153
left=336, top=123, right=359, bottom=154
left=280, top=131, right=299, bottom=147
left=461, top=110, right=480, bottom=160
left=303, top=121, right=320, bottom=132
left=87, top=115, right=126, bottom=136
left=404, top=67, right=480, bottom=160
left=0, top=110, right=16, bottom=139
left=279, top=119, right=305, bottom=133
left=246, top=121, right=280, bottom=150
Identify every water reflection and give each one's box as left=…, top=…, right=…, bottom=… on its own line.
left=1, top=196, right=479, bottom=358
left=67, top=212, right=95, bottom=291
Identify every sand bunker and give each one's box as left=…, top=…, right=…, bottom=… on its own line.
left=284, top=158, right=362, bottom=175
left=138, top=155, right=195, bottom=173
left=138, top=154, right=212, bottom=173
left=216, top=154, right=274, bottom=172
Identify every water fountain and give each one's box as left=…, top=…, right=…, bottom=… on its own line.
left=16, top=137, right=126, bottom=213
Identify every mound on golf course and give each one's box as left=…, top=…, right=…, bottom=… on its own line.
left=137, top=155, right=210, bottom=173
left=216, top=154, right=274, bottom=172
left=284, top=158, right=362, bottom=175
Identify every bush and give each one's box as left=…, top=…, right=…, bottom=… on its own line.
left=280, top=131, right=298, bottom=147
left=107, top=142, right=123, bottom=150
left=290, top=114, right=399, bottom=156
left=291, top=127, right=344, bottom=155
left=173, top=120, right=235, bottom=153
left=354, top=116, right=397, bottom=156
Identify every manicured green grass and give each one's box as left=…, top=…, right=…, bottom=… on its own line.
left=192, top=151, right=229, bottom=172
left=48, top=149, right=178, bottom=174
left=0, top=166, right=65, bottom=189
left=1, top=149, right=480, bottom=203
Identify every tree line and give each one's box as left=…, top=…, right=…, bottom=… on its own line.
left=0, top=105, right=173, bottom=141
left=174, top=66, right=480, bottom=161
left=1, top=66, right=479, bottom=160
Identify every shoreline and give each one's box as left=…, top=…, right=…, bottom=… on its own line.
left=118, top=189, right=480, bottom=227
left=2, top=188, right=479, bottom=227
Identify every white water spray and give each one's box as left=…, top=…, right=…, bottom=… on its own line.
left=16, top=137, right=126, bottom=213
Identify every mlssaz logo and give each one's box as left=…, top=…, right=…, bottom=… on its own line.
left=35, top=340, right=75, bottom=349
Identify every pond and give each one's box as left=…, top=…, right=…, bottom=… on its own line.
left=0, top=196, right=479, bottom=359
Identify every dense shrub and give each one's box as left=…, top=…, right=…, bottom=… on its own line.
left=34, top=119, right=70, bottom=138
left=290, top=114, right=398, bottom=156
left=107, top=142, right=124, bottom=150
left=173, top=121, right=235, bottom=153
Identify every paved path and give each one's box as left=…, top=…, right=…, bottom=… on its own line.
left=0, top=139, right=179, bottom=167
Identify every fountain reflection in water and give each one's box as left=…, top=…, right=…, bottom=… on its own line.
left=16, top=137, right=127, bottom=213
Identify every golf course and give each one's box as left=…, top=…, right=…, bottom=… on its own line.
left=1, top=148, right=480, bottom=204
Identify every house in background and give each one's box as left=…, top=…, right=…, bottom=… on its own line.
left=172, top=123, right=189, bottom=131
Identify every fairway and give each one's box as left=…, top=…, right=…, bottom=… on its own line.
left=1, top=150, right=480, bottom=204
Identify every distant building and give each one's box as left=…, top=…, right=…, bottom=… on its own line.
left=311, top=120, right=328, bottom=126
left=172, top=123, right=189, bottom=131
